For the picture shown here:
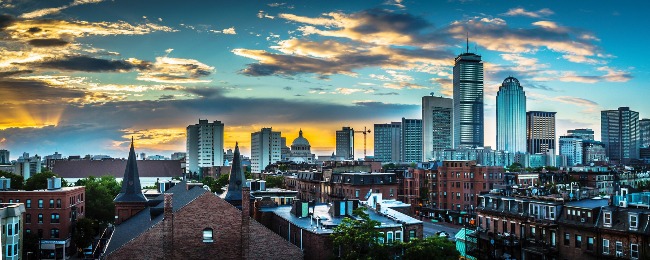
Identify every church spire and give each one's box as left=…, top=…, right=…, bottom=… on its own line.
left=114, top=138, right=147, bottom=203
left=224, top=142, right=246, bottom=202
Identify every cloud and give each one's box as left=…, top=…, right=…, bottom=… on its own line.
left=374, top=92, right=399, bottom=96
left=27, top=38, right=69, bottom=47
left=503, top=8, right=554, bottom=18
left=136, top=56, right=214, bottom=83
left=221, top=27, right=236, bottom=34
left=0, top=78, right=86, bottom=104
left=597, top=66, right=633, bottom=82
left=19, top=0, right=106, bottom=19
left=31, top=56, right=149, bottom=72
left=283, top=86, right=292, bottom=91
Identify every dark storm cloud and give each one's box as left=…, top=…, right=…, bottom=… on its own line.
left=32, top=56, right=151, bottom=72
left=0, top=79, right=85, bottom=102
left=351, top=9, right=431, bottom=34
left=0, top=14, right=15, bottom=30
left=0, top=70, right=33, bottom=78
left=28, top=38, right=69, bottom=47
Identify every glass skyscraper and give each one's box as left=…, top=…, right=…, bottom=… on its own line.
left=601, top=107, right=639, bottom=163
left=422, top=95, right=453, bottom=161
left=373, top=122, right=401, bottom=163
left=496, top=77, right=526, bottom=153
left=453, top=51, right=484, bottom=148
left=401, top=118, right=422, bottom=163
left=526, top=111, right=557, bottom=154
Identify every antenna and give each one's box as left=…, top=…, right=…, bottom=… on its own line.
left=466, top=32, right=469, bottom=53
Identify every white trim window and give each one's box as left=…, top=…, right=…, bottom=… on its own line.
left=603, top=211, right=612, bottom=227
left=616, top=241, right=623, bottom=257
left=395, top=231, right=402, bottom=242
left=603, top=239, right=610, bottom=255
left=387, top=231, right=394, bottom=244
left=631, top=243, right=639, bottom=260
left=630, top=214, right=638, bottom=230
left=203, top=228, right=214, bottom=243
left=378, top=232, right=385, bottom=244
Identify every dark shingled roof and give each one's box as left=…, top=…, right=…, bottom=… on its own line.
left=103, top=182, right=207, bottom=256
left=52, top=160, right=182, bottom=178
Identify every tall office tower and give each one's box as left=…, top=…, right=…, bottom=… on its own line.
left=336, top=127, right=355, bottom=160
left=601, top=107, right=640, bottom=163
left=496, top=77, right=526, bottom=153
left=374, top=122, right=401, bottom=163
left=401, top=118, right=422, bottom=163
left=422, top=96, right=454, bottom=161
left=0, top=149, right=9, bottom=164
left=251, top=128, right=282, bottom=173
left=639, top=119, right=650, bottom=148
left=559, top=135, right=583, bottom=166
left=567, top=128, right=595, bottom=141
left=526, top=111, right=556, bottom=154
left=453, top=41, right=484, bottom=149
left=186, top=119, right=225, bottom=175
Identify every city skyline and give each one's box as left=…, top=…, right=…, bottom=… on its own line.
left=0, top=0, right=648, bottom=159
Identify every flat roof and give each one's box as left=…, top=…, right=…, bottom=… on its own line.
left=566, top=198, right=609, bottom=209
left=0, top=186, right=84, bottom=193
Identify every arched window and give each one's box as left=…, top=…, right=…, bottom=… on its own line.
left=202, top=228, right=213, bottom=243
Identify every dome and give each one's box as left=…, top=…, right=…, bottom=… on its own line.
left=502, top=76, right=520, bottom=85
left=291, top=129, right=310, bottom=147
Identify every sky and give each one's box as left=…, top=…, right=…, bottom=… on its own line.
left=0, top=0, right=648, bottom=160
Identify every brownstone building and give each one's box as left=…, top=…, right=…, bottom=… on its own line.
left=429, top=160, right=504, bottom=224
left=0, top=179, right=85, bottom=259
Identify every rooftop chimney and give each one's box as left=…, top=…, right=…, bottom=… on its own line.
left=241, top=186, right=250, bottom=259
left=163, top=193, right=173, bottom=259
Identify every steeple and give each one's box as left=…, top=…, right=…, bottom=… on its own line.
left=466, top=32, right=469, bottom=53
left=224, top=142, right=246, bottom=203
left=114, top=138, right=147, bottom=203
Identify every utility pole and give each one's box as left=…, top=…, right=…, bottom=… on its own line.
left=354, top=127, right=371, bottom=158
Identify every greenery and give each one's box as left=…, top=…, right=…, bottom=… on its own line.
left=0, top=171, right=24, bottom=189
left=402, top=237, right=460, bottom=260
left=419, top=187, right=429, bottom=201
left=24, top=171, right=67, bottom=190
left=202, top=174, right=230, bottom=193
left=506, top=163, right=523, bottom=172
left=75, top=176, right=121, bottom=225
left=382, top=163, right=396, bottom=171
left=264, top=175, right=284, bottom=188
left=72, top=218, right=97, bottom=251
left=332, top=207, right=383, bottom=260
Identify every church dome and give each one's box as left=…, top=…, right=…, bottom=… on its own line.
left=291, top=129, right=310, bottom=147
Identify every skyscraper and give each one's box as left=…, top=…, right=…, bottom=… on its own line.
left=601, top=107, right=639, bottom=163
left=567, top=128, right=595, bottom=141
left=422, top=96, right=453, bottom=161
left=251, top=128, right=281, bottom=173
left=401, top=118, right=422, bottom=163
left=453, top=43, right=484, bottom=148
left=374, top=122, right=401, bottom=163
left=186, top=119, right=225, bottom=175
left=0, top=149, right=9, bottom=165
left=639, top=118, right=650, bottom=148
left=526, top=111, right=556, bottom=154
left=336, top=127, right=354, bottom=160
left=559, top=135, right=583, bottom=166
left=496, top=77, right=526, bottom=153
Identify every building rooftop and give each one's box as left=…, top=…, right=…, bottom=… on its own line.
left=52, top=160, right=182, bottom=178
left=1, top=186, right=84, bottom=193
left=259, top=203, right=420, bottom=235
left=565, top=198, right=609, bottom=209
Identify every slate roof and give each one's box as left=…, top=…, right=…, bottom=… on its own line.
left=103, top=182, right=207, bottom=256
left=52, top=160, right=182, bottom=178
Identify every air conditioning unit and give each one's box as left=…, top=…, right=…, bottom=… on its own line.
left=580, top=218, right=586, bottom=223
left=619, top=200, right=628, bottom=208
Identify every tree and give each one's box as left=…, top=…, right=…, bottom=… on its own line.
left=402, top=236, right=460, bottom=260
left=0, top=171, right=24, bottom=189
left=73, top=218, right=97, bottom=251
left=382, top=163, right=396, bottom=171
left=75, top=176, right=121, bottom=226
left=506, top=163, right=523, bottom=172
left=264, top=175, right=284, bottom=188
left=24, top=171, right=67, bottom=190
left=332, top=207, right=383, bottom=260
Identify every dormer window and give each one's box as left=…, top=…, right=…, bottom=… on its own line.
left=629, top=214, right=638, bottom=230
left=203, top=228, right=214, bottom=243
left=604, top=211, right=612, bottom=227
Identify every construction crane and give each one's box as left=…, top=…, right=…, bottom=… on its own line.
left=354, top=127, right=371, bottom=158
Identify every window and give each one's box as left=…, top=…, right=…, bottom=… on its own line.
left=38, top=199, right=43, bottom=208
left=378, top=232, right=385, bottom=244
left=387, top=232, right=394, bottom=244
left=630, top=214, right=638, bottom=229
left=50, top=228, right=59, bottom=238
left=51, top=213, right=60, bottom=223
left=395, top=231, right=402, bottom=242
left=7, top=224, right=12, bottom=236
left=49, top=199, right=54, bottom=208
left=575, top=235, right=582, bottom=248
left=26, top=214, right=31, bottom=224
left=604, top=211, right=612, bottom=226
left=603, top=239, right=609, bottom=255
left=355, top=190, right=360, bottom=198
left=26, top=199, right=31, bottom=208
left=549, top=206, right=556, bottom=219
left=587, top=237, right=594, bottom=250
left=564, top=233, right=570, bottom=246
left=38, top=214, right=43, bottom=224
left=56, top=199, right=61, bottom=208
left=409, top=230, right=416, bottom=240
left=202, top=228, right=213, bottom=243
left=629, top=243, right=639, bottom=259
left=616, top=241, right=623, bottom=257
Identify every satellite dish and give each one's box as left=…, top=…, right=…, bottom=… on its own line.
left=430, top=92, right=435, bottom=96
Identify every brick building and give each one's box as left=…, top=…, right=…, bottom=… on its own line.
left=255, top=197, right=423, bottom=260
left=329, top=172, right=398, bottom=202
left=400, top=168, right=427, bottom=214
left=428, top=160, right=504, bottom=224
left=0, top=179, right=85, bottom=259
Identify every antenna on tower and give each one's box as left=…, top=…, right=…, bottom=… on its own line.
left=466, top=32, right=469, bottom=53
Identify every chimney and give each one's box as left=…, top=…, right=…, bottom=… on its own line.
left=241, top=187, right=250, bottom=259
left=163, top=194, right=173, bottom=259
